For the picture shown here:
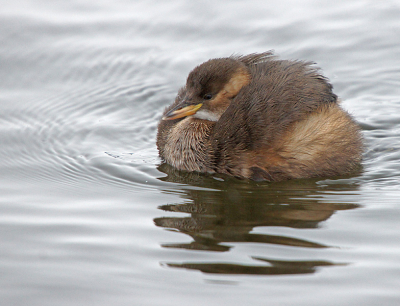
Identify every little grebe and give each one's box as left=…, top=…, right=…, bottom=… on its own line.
left=157, top=52, right=363, bottom=181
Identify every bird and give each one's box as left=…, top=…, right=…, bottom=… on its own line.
left=156, top=52, right=363, bottom=181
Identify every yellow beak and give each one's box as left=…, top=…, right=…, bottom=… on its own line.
left=162, top=103, right=203, bottom=120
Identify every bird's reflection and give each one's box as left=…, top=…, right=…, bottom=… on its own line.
left=155, top=164, right=360, bottom=276
left=165, top=257, right=346, bottom=276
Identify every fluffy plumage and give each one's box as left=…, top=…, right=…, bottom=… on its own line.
left=157, top=52, right=363, bottom=181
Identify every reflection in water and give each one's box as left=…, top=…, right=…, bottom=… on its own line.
left=165, top=257, right=346, bottom=276
left=155, top=164, right=360, bottom=275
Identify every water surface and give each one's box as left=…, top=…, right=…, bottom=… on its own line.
left=1, top=1, right=400, bottom=305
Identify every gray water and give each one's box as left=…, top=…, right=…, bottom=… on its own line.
left=1, top=0, right=400, bottom=305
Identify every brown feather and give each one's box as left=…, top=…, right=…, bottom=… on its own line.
left=156, top=52, right=363, bottom=181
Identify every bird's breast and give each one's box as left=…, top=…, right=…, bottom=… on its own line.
left=162, top=117, right=215, bottom=172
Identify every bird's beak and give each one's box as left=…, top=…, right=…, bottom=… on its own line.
left=162, top=103, right=203, bottom=120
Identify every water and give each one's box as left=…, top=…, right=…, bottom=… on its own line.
left=1, top=0, right=400, bottom=305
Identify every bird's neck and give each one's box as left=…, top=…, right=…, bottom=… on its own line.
left=162, top=117, right=214, bottom=172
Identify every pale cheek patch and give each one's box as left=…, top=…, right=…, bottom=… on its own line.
left=193, top=109, right=221, bottom=122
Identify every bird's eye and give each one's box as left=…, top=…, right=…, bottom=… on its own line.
left=203, top=94, right=213, bottom=100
